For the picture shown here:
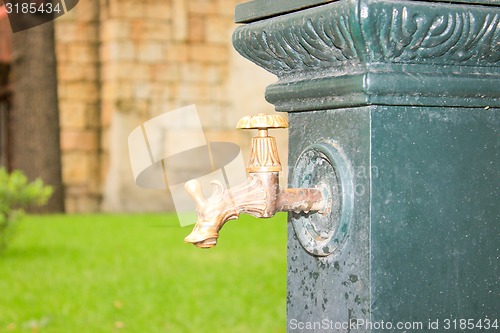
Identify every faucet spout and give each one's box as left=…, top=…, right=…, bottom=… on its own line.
left=184, top=174, right=270, bottom=248
left=184, top=172, right=327, bottom=248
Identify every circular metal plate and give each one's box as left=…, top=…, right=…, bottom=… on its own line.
left=291, top=142, right=354, bottom=257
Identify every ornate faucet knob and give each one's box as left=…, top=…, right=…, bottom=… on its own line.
left=236, top=113, right=288, bottom=137
left=237, top=114, right=288, bottom=173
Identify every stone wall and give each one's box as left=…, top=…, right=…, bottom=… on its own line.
left=55, top=1, right=101, bottom=212
left=55, top=0, right=278, bottom=212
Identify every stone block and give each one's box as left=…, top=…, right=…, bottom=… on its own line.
left=207, top=64, right=227, bottom=84
left=87, top=156, right=102, bottom=194
left=58, top=82, right=99, bottom=101
left=145, top=3, right=172, bottom=20
left=108, top=0, right=146, bottom=19
left=203, top=129, right=243, bottom=146
left=101, top=101, right=114, bottom=128
left=151, top=83, right=172, bottom=101
left=61, top=130, right=99, bottom=152
left=216, top=0, right=238, bottom=16
left=137, top=42, right=163, bottom=63
left=55, top=43, right=70, bottom=62
left=84, top=196, right=101, bottom=213
left=205, top=16, right=232, bottom=44
left=100, top=128, right=110, bottom=153
left=64, top=196, right=78, bottom=213
left=101, top=82, right=133, bottom=101
left=58, top=63, right=97, bottom=82
left=75, top=22, right=99, bottom=42
left=59, top=102, right=87, bottom=129
left=133, top=82, right=151, bottom=99
left=100, top=41, right=136, bottom=62
left=114, top=98, right=139, bottom=115
left=150, top=64, right=179, bottom=83
left=188, top=15, right=205, bottom=42
left=179, top=63, right=204, bottom=82
left=135, top=100, right=152, bottom=119
left=100, top=63, right=115, bottom=81
left=209, top=84, right=228, bottom=103
left=83, top=89, right=99, bottom=104
left=148, top=97, right=174, bottom=117
left=101, top=20, right=131, bottom=41
left=71, top=0, right=99, bottom=22
left=86, top=104, right=101, bottom=129
left=188, top=0, right=218, bottom=15
left=62, top=152, right=91, bottom=184
left=131, top=20, right=171, bottom=42
left=175, top=83, right=212, bottom=102
left=99, top=44, right=109, bottom=63
left=107, top=40, right=136, bottom=61
left=172, top=0, right=188, bottom=41
left=64, top=184, right=88, bottom=196
left=56, top=21, right=98, bottom=43
left=100, top=152, right=109, bottom=184
left=55, top=23, right=78, bottom=43
left=164, top=43, right=189, bottom=62
left=65, top=194, right=101, bottom=213
left=67, top=43, right=98, bottom=64
left=102, top=62, right=151, bottom=81
left=179, top=63, right=225, bottom=83
left=194, top=103, right=224, bottom=130
left=188, top=43, right=228, bottom=63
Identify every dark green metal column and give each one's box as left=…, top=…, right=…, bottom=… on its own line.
left=233, top=0, right=499, bottom=331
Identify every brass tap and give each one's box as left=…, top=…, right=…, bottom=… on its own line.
left=184, top=114, right=327, bottom=248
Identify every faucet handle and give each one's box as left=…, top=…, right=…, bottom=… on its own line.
left=236, top=113, right=288, bottom=136
left=237, top=114, right=288, bottom=173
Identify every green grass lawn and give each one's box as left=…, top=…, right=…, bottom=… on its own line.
left=0, top=213, right=287, bottom=333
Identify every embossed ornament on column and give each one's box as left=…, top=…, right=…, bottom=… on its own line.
left=233, top=0, right=500, bottom=111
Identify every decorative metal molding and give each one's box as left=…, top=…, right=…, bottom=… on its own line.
left=233, top=0, right=500, bottom=110
left=266, top=68, right=500, bottom=111
left=248, top=136, right=282, bottom=172
left=233, top=0, right=500, bottom=78
left=237, top=113, right=288, bottom=172
left=232, top=1, right=359, bottom=76
left=365, top=2, right=500, bottom=65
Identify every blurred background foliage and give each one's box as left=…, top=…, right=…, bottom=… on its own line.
left=0, top=167, right=52, bottom=250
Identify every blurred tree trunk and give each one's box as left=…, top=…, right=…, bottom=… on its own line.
left=10, top=20, right=65, bottom=213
